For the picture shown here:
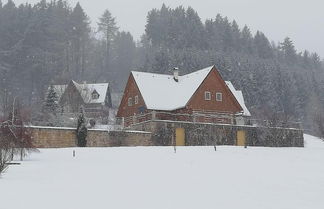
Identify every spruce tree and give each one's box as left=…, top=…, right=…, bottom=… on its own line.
left=43, top=85, right=59, bottom=115
left=279, top=37, right=296, bottom=63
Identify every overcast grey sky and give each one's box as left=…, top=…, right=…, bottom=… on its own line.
left=12, top=0, right=324, bottom=57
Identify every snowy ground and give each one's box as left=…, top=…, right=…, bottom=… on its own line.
left=1, top=135, right=324, bottom=209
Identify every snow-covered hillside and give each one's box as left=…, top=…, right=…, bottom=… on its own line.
left=1, top=135, right=324, bottom=209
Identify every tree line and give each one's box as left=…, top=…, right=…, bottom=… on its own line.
left=0, top=1, right=323, bottom=135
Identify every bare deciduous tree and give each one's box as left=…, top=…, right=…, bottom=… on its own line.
left=0, top=98, right=37, bottom=175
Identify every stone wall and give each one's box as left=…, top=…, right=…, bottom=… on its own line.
left=87, top=129, right=153, bottom=147
left=29, top=126, right=152, bottom=148
left=29, top=121, right=304, bottom=148
left=130, top=120, right=304, bottom=147
left=31, top=127, right=76, bottom=148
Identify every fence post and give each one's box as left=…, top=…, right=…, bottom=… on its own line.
left=133, top=113, right=136, bottom=125
left=152, top=110, right=156, bottom=120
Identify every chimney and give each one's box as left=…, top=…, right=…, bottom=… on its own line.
left=82, top=81, right=87, bottom=90
left=173, top=67, right=179, bottom=82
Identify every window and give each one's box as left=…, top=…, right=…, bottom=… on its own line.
left=135, top=95, right=139, bottom=104
left=128, top=97, right=133, bottom=106
left=204, top=91, right=211, bottom=100
left=92, top=93, right=99, bottom=100
left=216, top=92, right=222, bottom=101
left=91, top=90, right=100, bottom=100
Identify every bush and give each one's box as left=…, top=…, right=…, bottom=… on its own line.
left=76, top=109, right=87, bottom=147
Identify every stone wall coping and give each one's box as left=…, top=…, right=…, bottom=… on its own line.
left=28, top=126, right=151, bottom=134
left=132, top=119, right=303, bottom=131
left=88, top=128, right=151, bottom=134
left=27, top=125, right=76, bottom=130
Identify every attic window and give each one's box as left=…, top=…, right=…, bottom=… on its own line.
left=92, top=90, right=100, bottom=100
left=216, top=92, right=222, bottom=101
left=134, top=95, right=139, bottom=105
left=128, top=97, right=133, bottom=106
left=205, top=91, right=211, bottom=100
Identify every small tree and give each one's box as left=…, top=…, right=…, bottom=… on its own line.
left=43, top=85, right=59, bottom=115
left=76, top=107, right=87, bottom=147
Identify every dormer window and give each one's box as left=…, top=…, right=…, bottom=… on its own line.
left=91, top=90, right=100, bottom=100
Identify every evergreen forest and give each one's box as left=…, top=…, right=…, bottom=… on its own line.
left=0, top=0, right=323, bottom=132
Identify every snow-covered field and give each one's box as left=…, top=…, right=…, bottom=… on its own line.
left=1, top=134, right=324, bottom=209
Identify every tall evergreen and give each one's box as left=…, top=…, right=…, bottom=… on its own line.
left=279, top=37, right=296, bottom=63
left=97, top=9, right=118, bottom=74
left=70, top=2, right=90, bottom=80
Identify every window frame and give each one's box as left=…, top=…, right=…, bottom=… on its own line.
left=134, top=95, right=139, bottom=105
left=216, top=92, right=222, bottom=101
left=128, top=97, right=133, bottom=106
left=204, top=91, right=211, bottom=101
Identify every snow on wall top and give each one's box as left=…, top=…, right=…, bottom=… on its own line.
left=225, top=81, right=251, bottom=116
left=52, top=81, right=109, bottom=104
left=132, top=66, right=213, bottom=111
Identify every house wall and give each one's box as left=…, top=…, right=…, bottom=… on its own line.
left=117, top=74, right=147, bottom=118
left=186, top=68, right=242, bottom=113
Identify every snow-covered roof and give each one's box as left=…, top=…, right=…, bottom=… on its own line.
left=225, top=81, right=251, bottom=117
left=73, top=81, right=109, bottom=104
left=52, top=81, right=109, bottom=104
left=132, top=66, right=213, bottom=111
left=132, top=66, right=251, bottom=116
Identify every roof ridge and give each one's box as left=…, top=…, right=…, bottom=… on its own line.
left=132, top=65, right=214, bottom=78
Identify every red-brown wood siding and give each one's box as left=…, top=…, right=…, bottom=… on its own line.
left=117, top=74, right=147, bottom=117
left=186, top=67, right=243, bottom=113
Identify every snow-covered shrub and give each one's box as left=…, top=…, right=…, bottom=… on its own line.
left=76, top=108, right=87, bottom=147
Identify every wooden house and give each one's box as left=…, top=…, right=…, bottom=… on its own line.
left=117, top=66, right=251, bottom=127
left=51, top=80, right=112, bottom=118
